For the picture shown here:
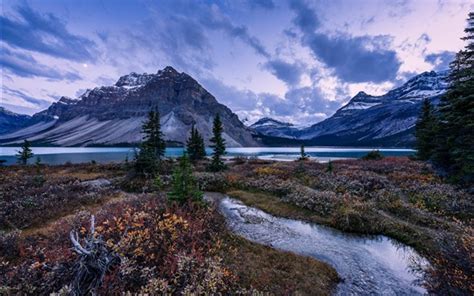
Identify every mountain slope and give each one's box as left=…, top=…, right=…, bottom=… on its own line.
left=0, top=67, right=257, bottom=147
left=0, top=107, right=32, bottom=134
left=250, top=117, right=300, bottom=138
left=252, top=71, right=448, bottom=147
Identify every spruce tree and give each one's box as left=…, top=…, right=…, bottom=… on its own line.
left=415, top=99, right=437, bottom=160
left=168, top=153, right=202, bottom=204
left=186, top=125, right=206, bottom=162
left=299, top=144, right=308, bottom=161
left=16, top=139, right=33, bottom=165
left=433, top=12, right=474, bottom=183
left=208, top=114, right=226, bottom=172
left=135, top=109, right=166, bottom=176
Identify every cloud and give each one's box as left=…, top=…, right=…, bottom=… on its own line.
left=201, top=74, right=344, bottom=126
left=285, top=86, right=342, bottom=116
left=289, top=0, right=401, bottom=83
left=201, top=77, right=259, bottom=112
left=305, top=33, right=401, bottom=83
left=2, top=86, right=52, bottom=109
left=289, top=0, right=319, bottom=32
left=0, top=47, right=82, bottom=81
left=156, top=15, right=215, bottom=72
left=1, top=4, right=98, bottom=62
left=264, top=59, right=304, bottom=86
left=248, top=0, right=275, bottom=10
left=425, top=51, right=455, bottom=71
left=203, top=6, right=271, bottom=58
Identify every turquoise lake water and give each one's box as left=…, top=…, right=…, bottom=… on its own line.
left=0, top=146, right=415, bottom=165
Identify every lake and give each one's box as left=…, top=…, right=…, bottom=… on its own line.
left=0, top=146, right=415, bottom=165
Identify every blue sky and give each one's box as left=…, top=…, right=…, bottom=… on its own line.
left=1, top=0, right=472, bottom=125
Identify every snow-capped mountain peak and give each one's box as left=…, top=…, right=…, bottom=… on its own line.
left=253, top=70, right=450, bottom=147
left=115, top=72, right=155, bottom=89
left=251, top=117, right=294, bottom=128
left=0, top=66, right=257, bottom=147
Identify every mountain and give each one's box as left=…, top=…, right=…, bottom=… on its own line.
left=252, top=71, right=448, bottom=147
left=250, top=117, right=299, bottom=138
left=0, top=66, right=257, bottom=147
left=0, top=107, right=32, bottom=134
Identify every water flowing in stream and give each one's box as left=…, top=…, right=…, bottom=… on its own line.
left=205, top=193, right=427, bottom=295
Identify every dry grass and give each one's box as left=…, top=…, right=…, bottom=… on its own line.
left=224, top=234, right=339, bottom=295
left=228, top=190, right=330, bottom=225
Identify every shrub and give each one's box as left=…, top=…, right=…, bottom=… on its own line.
left=362, top=150, right=384, bottom=160
left=195, top=172, right=229, bottom=192
left=254, top=166, right=285, bottom=176
left=232, top=156, right=248, bottom=165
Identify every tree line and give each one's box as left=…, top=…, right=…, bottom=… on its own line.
left=133, top=109, right=227, bottom=203
left=415, top=12, right=473, bottom=185
left=134, top=109, right=226, bottom=175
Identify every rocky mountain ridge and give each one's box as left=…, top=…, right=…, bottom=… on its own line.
left=0, top=66, right=257, bottom=147
left=252, top=70, right=449, bottom=147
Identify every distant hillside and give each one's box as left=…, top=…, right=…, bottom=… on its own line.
left=0, top=107, right=31, bottom=134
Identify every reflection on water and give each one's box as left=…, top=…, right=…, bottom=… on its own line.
left=0, top=146, right=415, bottom=165
left=206, top=193, right=427, bottom=296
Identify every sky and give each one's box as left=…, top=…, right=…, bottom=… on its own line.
left=1, top=0, right=473, bottom=125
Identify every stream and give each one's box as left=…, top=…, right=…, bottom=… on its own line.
left=205, top=193, right=427, bottom=295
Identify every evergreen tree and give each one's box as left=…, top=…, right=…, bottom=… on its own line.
left=168, top=153, right=202, bottom=204
left=186, top=125, right=206, bottom=162
left=433, top=12, right=474, bottom=183
left=33, top=156, right=45, bottom=187
left=135, top=109, right=166, bottom=176
left=208, top=114, right=226, bottom=172
left=415, top=99, right=437, bottom=160
left=16, top=139, right=33, bottom=165
left=326, top=160, right=333, bottom=173
left=298, top=144, right=308, bottom=161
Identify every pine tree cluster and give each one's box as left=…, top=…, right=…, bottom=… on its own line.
left=415, top=12, right=474, bottom=184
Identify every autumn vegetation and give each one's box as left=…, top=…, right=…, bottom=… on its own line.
left=202, top=157, right=473, bottom=295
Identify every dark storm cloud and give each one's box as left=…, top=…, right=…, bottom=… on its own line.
left=305, top=33, right=401, bottom=83
left=264, top=59, right=304, bottom=86
left=1, top=4, right=98, bottom=62
left=425, top=51, right=456, bottom=71
left=0, top=47, right=82, bottom=81
left=289, top=0, right=401, bottom=83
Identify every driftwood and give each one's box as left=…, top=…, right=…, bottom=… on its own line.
left=69, top=215, right=119, bottom=295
